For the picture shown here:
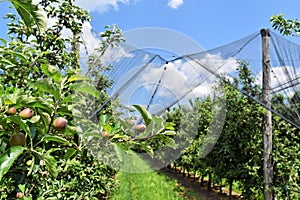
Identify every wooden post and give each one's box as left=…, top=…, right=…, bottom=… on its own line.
left=261, top=28, right=274, bottom=200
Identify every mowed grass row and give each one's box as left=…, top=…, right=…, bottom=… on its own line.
left=110, top=152, right=200, bottom=200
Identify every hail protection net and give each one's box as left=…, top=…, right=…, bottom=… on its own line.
left=98, top=29, right=300, bottom=129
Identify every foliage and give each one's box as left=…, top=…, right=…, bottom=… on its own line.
left=270, top=13, right=300, bottom=199
left=272, top=115, right=300, bottom=199
left=0, top=0, right=177, bottom=199
left=271, top=14, right=300, bottom=36
left=210, top=62, right=264, bottom=199
left=167, top=61, right=300, bottom=199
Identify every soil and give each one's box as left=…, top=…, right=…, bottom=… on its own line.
left=159, top=167, right=242, bottom=200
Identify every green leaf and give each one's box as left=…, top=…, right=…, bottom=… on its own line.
left=2, top=49, right=27, bottom=62
left=0, top=38, right=7, bottom=45
left=3, top=97, right=17, bottom=105
left=0, top=84, right=4, bottom=96
left=113, top=143, right=124, bottom=162
left=99, top=114, right=111, bottom=126
left=67, top=74, right=90, bottom=83
left=132, top=105, right=152, bottom=126
left=28, top=122, right=36, bottom=140
left=10, top=0, right=47, bottom=33
left=16, top=95, right=36, bottom=106
left=164, top=122, right=175, bottom=130
left=112, top=134, right=129, bottom=139
left=163, top=131, right=176, bottom=136
left=18, top=184, right=26, bottom=193
left=102, top=124, right=112, bottom=133
left=0, top=146, right=24, bottom=181
left=64, top=148, right=77, bottom=160
left=6, top=116, right=31, bottom=135
left=165, top=138, right=177, bottom=148
left=43, top=153, right=58, bottom=178
left=42, top=135, right=70, bottom=145
left=151, top=115, right=164, bottom=131
left=41, top=64, right=62, bottom=83
left=33, top=79, right=59, bottom=99
left=31, top=99, right=54, bottom=113
left=72, top=82, right=99, bottom=98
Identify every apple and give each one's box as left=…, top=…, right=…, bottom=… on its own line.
left=9, top=133, right=26, bottom=146
left=101, top=131, right=110, bottom=138
left=16, top=192, right=24, bottom=198
left=52, top=117, right=67, bottom=131
left=19, top=108, right=33, bottom=119
left=135, top=124, right=146, bottom=132
left=26, top=160, right=33, bottom=166
left=6, top=107, right=17, bottom=115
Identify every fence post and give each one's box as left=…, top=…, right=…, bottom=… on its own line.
left=261, top=28, right=274, bottom=200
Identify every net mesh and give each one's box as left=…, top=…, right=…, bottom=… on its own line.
left=97, top=29, right=300, bottom=129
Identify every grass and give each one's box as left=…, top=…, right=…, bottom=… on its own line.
left=110, top=151, right=201, bottom=200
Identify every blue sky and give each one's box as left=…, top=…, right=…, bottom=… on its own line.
left=83, top=0, right=300, bottom=50
left=1, top=0, right=300, bottom=50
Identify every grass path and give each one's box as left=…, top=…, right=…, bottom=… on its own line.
left=110, top=152, right=200, bottom=200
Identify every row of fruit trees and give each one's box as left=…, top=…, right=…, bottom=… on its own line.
left=166, top=62, right=300, bottom=199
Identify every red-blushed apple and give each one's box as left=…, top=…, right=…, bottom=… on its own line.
left=101, top=130, right=110, bottom=138
left=9, top=133, right=26, bottom=146
left=135, top=124, right=146, bottom=132
left=6, top=107, right=17, bottom=115
left=19, top=108, right=33, bottom=119
left=52, top=117, right=67, bottom=131
left=16, top=192, right=24, bottom=198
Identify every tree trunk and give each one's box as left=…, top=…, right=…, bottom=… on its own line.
left=207, top=173, right=212, bottom=191
left=261, top=28, right=274, bottom=200
left=201, top=176, right=204, bottom=187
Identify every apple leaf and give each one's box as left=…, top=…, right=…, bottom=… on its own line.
left=164, top=122, right=176, bottom=131
left=113, top=143, right=124, bottom=163
left=64, top=148, right=77, bottom=160
left=102, top=124, right=112, bottom=133
left=99, top=114, right=111, bottom=126
left=6, top=115, right=31, bottom=136
left=33, top=78, right=59, bottom=100
left=67, top=74, right=90, bottom=83
left=132, top=105, right=152, bottom=126
left=42, top=135, right=70, bottom=145
left=71, top=82, right=99, bottom=98
left=10, top=0, right=47, bottom=33
left=0, top=84, right=4, bottom=96
left=163, top=131, right=176, bottom=136
left=0, top=146, right=24, bottom=181
left=41, top=64, right=62, bottom=83
left=43, top=152, right=58, bottom=178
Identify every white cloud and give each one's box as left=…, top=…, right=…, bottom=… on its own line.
left=167, top=0, right=184, bottom=9
left=137, top=54, right=238, bottom=100
left=256, top=66, right=300, bottom=97
left=75, top=0, right=130, bottom=13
